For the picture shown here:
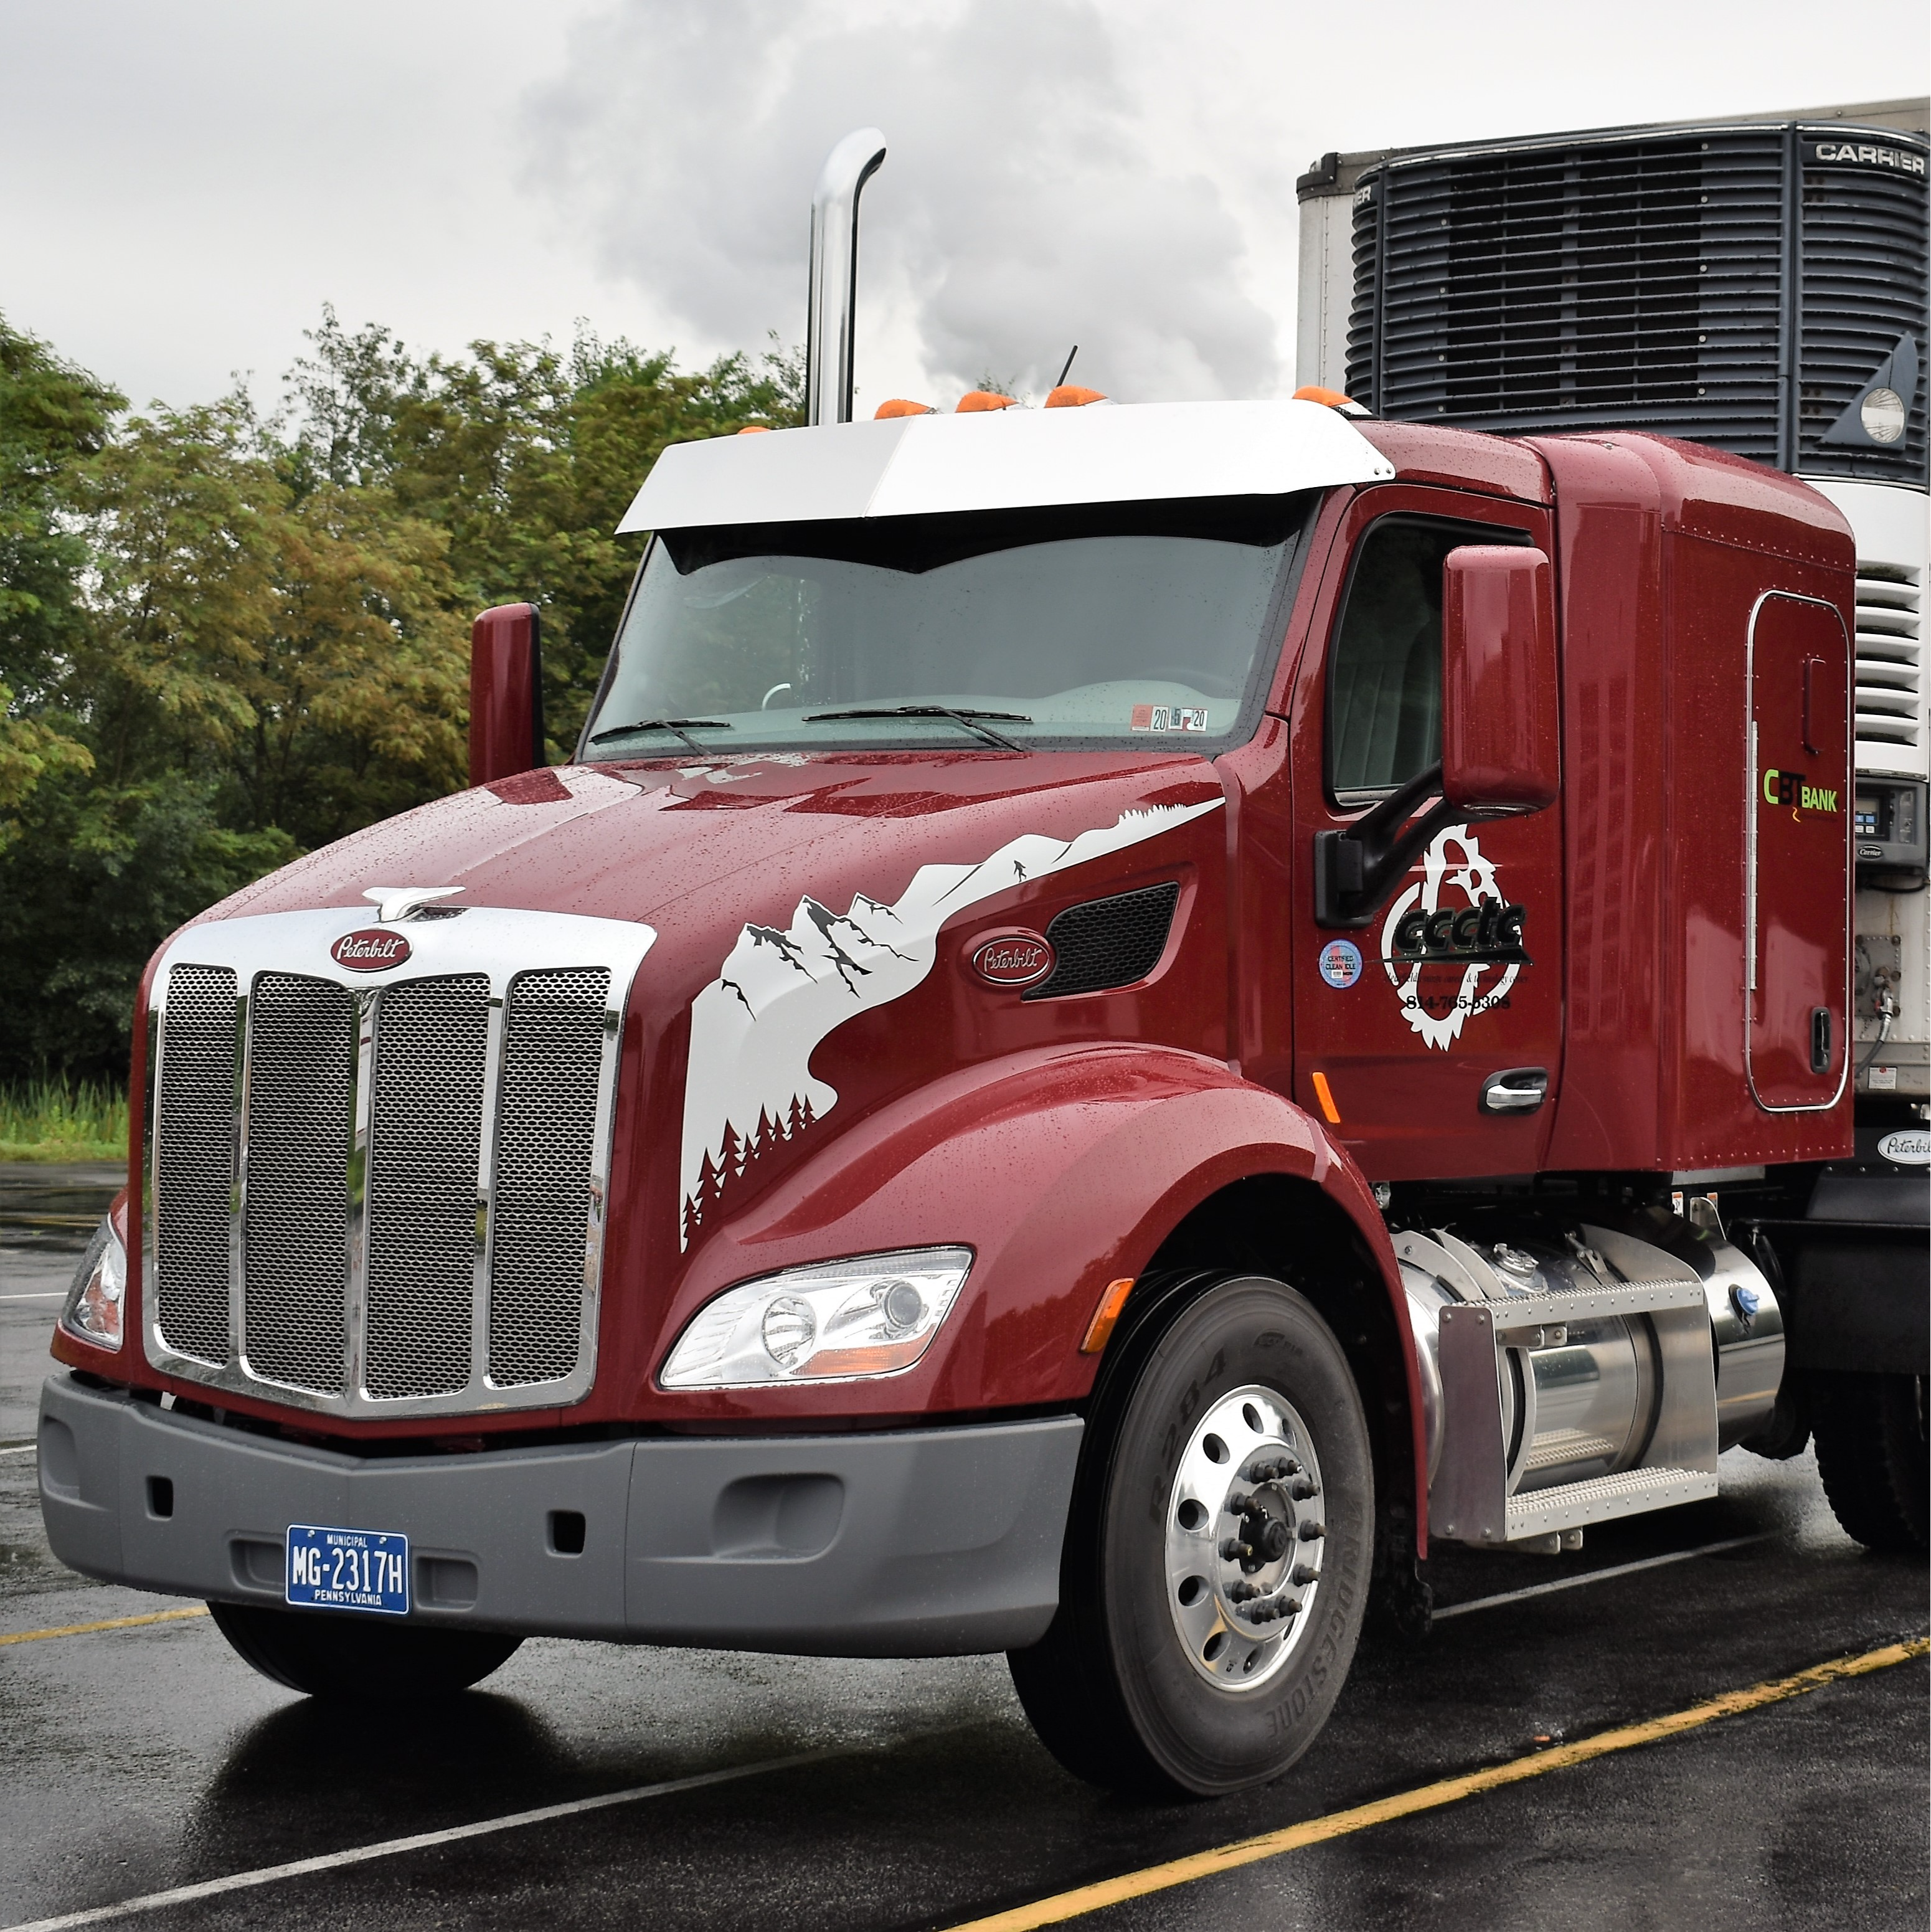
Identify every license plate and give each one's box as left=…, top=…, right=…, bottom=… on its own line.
left=285, top=1524, right=410, bottom=1616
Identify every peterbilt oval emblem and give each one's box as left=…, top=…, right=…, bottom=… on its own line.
left=330, top=928, right=412, bottom=972
left=969, top=929, right=1055, bottom=988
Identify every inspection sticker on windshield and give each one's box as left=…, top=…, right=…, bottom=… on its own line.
left=1131, top=705, right=1208, bottom=732
left=286, top=1524, right=409, bottom=1616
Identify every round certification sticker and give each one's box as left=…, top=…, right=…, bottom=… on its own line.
left=1318, top=939, right=1363, bottom=988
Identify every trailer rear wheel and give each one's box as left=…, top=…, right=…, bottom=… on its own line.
left=1811, top=1371, right=1929, bottom=1555
left=1009, top=1274, right=1373, bottom=1797
left=207, top=1602, right=522, bottom=1698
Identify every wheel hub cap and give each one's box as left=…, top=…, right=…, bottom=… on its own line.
left=1164, top=1384, right=1325, bottom=1690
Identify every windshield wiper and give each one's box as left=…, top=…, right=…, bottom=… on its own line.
left=802, top=705, right=1032, bottom=751
left=588, top=717, right=733, bottom=756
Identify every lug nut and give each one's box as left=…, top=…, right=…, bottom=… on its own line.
left=1220, top=1538, right=1250, bottom=1562
left=1225, top=1491, right=1253, bottom=1514
left=1298, top=1520, right=1326, bottom=1541
left=1290, top=1476, right=1318, bottom=1500
left=1291, top=1563, right=1320, bottom=1586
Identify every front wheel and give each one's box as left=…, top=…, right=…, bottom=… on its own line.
left=1009, top=1274, right=1374, bottom=1797
left=208, top=1601, right=523, bottom=1699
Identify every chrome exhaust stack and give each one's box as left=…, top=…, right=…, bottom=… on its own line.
left=805, top=127, right=887, bottom=427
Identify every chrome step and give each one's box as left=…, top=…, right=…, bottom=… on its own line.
left=1505, top=1466, right=1720, bottom=1541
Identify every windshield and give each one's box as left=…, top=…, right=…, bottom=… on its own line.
left=581, top=495, right=1312, bottom=757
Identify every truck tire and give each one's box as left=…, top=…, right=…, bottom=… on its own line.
left=207, top=1602, right=522, bottom=1699
left=1811, top=1371, right=1929, bottom=1555
left=1009, top=1274, right=1373, bottom=1797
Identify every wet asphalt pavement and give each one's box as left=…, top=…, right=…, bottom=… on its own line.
left=2, top=1168, right=1925, bottom=1931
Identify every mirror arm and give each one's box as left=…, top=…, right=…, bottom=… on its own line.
left=1313, top=764, right=1518, bottom=929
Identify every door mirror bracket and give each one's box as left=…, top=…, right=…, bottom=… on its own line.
left=1315, top=764, right=1499, bottom=929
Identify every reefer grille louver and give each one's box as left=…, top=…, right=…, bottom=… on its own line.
left=1853, top=560, right=1924, bottom=760
left=144, top=908, right=654, bottom=1420
left=1025, top=883, right=1181, bottom=999
left=1347, top=123, right=1928, bottom=483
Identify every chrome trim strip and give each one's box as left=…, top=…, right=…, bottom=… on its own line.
left=142, top=906, right=657, bottom=1419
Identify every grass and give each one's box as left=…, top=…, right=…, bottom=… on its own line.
left=0, top=1079, right=131, bottom=1163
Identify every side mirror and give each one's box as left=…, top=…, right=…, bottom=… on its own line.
left=469, top=603, right=545, bottom=786
left=1442, top=546, right=1559, bottom=810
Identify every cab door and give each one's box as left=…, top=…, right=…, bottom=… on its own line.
left=1287, top=486, right=1565, bottom=1180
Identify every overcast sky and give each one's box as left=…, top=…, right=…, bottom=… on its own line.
left=2, top=0, right=1924, bottom=415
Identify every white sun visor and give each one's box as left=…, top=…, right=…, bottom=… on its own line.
left=616, top=398, right=1395, bottom=533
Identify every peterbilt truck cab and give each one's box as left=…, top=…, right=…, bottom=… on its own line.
left=42, top=389, right=1909, bottom=1797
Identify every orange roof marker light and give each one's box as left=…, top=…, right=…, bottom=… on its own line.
left=1293, top=384, right=1372, bottom=419
left=874, top=399, right=937, bottom=419
left=1044, top=384, right=1109, bottom=408
left=1080, top=1277, right=1136, bottom=1355
left=956, top=390, right=1019, bottom=412
left=736, top=424, right=774, bottom=434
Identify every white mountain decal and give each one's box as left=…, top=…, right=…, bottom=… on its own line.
left=678, top=798, right=1222, bottom=1244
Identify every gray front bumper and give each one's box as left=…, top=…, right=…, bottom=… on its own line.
left=37, top=1375, right=1080, bottom=1656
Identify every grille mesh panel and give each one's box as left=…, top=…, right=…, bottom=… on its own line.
left=1346, top=125, right=1927, bottom=483
left=488, top=968, right=610, bottom=1386
left=153, top=965, right=238, bottom=1365
left=364, top=974, right=490, bottom=1398
left=243, top=974, right=353, bottom=1394
left=1026, top=883, right=1181, bottom=1000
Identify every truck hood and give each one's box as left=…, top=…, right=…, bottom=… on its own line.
left=205, top=751, right=1225, bottom=938
left=197, top=749, right=1230, bottom=1252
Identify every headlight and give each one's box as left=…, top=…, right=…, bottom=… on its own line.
left=60, top=1215, right=127, bottom=1352
left=659, top=1247, right=973, bottom=1389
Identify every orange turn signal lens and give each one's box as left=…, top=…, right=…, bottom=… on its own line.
left=1310, top=1071, right=1342, bottom=1125
left=874, top=398, right=937, bottom=418
left=1080, top=1277, right=1136, bottom=1355
left=1293, top=385, right=1357, bottom=410
left=956, top=390, right=1019, bottom=412
left=1044, top=384, right=1108, bottom=408
left=736, top=424, right=773, bottom=434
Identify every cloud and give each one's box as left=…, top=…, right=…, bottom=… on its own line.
left=523, top=0, right=1281, bottom=404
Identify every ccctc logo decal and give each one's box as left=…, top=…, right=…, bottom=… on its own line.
left=1379, top=827, right=1526, bottom=1051
left=969, top=929, right=1055, bottom=989
left=331, top=929, right=412, bottom=972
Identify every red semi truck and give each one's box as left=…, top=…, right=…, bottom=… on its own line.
left=39, top=151, right=1919, bottom=1801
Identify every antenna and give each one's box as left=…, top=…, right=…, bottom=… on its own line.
left=1055, top=345, right=1079, bottom=389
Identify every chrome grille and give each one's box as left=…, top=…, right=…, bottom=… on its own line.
left=489, top=969, right=611, bottom=1386
left=365, top=973, right=490, bottom=1399
left=152, top=964, right=237, bottom=1366
left=243, top=975, right=354, bottom=1394
left=143, top=906, right=653, bottom=1419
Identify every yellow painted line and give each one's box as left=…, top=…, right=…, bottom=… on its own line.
left=0, top=1606, right=208, bottom=1647
left=948, top=1636, right=1931, bottom=1932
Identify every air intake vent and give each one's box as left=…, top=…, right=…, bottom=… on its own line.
left=1853, top=559, right=1924, bottom=765
left=1025, top=883, right=1180, bottom=1000
left=1346, top=121, right=1927, bottom=483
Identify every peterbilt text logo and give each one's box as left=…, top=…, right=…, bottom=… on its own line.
left=330, top=928, right=412, bottom=972
left=969, top=930, right=1056, bottom=988
left=1762, top=769, right=1840, bottom=814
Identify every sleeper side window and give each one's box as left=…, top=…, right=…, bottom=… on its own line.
left=1326, top=518, right=1530, bottom=799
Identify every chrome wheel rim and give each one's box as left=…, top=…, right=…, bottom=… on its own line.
left=1164, top=1383, right=1326, bottom=1692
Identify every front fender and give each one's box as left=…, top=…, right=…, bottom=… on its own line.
left=638, top=1044, right=1423, bottom=1505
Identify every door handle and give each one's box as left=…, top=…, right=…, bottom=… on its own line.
left=1480, top=1067, right=1549, bottom=1115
